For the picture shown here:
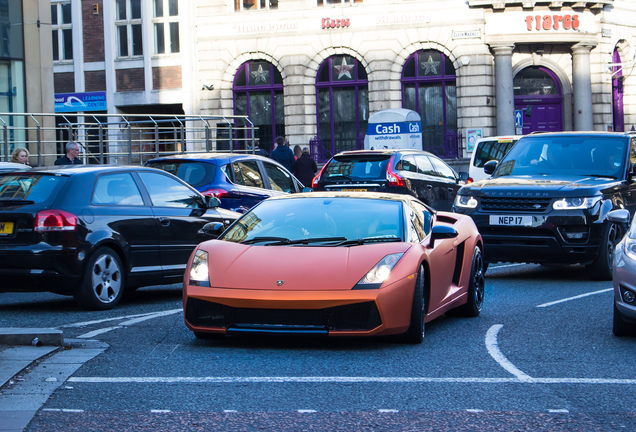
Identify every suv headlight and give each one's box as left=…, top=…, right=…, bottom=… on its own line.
left=552, top=196, right=601, bottom=210
left=454, top=195, right=479, bottom=209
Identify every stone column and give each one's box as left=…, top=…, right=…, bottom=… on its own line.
left=571, top=42, right=595, bottom=131
left=491, top=44, right=516, bottom=136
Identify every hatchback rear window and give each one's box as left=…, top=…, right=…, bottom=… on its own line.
left=324, top=155, right=391, bottom=180
left=0, top=174, right=67, bottom=203
left=146, top=161, right=215, bottom=188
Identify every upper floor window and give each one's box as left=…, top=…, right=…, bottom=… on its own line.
left=235, top=0, right=278, bottom=11
left=153, top=0, right=179, bottom=54
left=115, top=0, right=142, bottom=58
left=51, top=1, right=72, bottom=61
left=317, top=0, right=363, bottom=4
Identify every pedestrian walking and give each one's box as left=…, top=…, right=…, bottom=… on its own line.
left=294, top=147, right=317, bottom=188
left=270, top=136, right=295, bottom=172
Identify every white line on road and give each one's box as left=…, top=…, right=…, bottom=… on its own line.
left=378, top=409, right=399, bottom=413
left=78, top=326, right=122, bottom=339
left=536, top=288, right=612, bottom=308
left=75, top=309, right=183, bottom=338
left=67, top=376, right=636, bottom=385
left=485, top=325, right=533, bottom=382
left=62, top=308, right=182, bottom=328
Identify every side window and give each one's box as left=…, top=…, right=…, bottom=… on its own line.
left=263, top=162, right=295, bottom=193
left=93, top=173, right=144, bottom=206
left=138, top=171, right=200, bottom=208
left=226, top=163, right=244, bottom=185
left=410, top=201, right=432, bottom=240
left=415, top=155, right=437, bottom=176
left=237, top=161, right=264, bottom=188
left=400, top=155, right=418, bottom=173
left=429, top=156, right=457, bottom=180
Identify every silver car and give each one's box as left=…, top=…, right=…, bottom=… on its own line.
left=609, top=209, right=636, bottom=336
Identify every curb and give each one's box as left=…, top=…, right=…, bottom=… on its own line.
left=0, top=328, right=63, bottom=347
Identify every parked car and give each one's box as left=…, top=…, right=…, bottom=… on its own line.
left=608, top=209, right=636, bottom=336
left=468, top=135, right=522, bottom=182
left=0, top=162, right=32, bottom=173
left=311, top=150, right=469, bottom=211
left=145, top=152, right=309, bottom=213
left=183, top=192, right=484, bottom=343
left=0, top=165, right=239, bottom=310
left=453, top=131, right=636, bottom=280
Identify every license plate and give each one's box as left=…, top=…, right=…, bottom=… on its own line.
left=489, top=215, right=533, bottom=226
left=341, top=188, right=367, bottom=192
left=0, top=221, right=14, bottom=235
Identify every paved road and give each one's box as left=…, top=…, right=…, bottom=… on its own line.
left=1, top=263, right=635, bottom=431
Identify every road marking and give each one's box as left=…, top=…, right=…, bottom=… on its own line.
left=78, top=326, right=122, bottom=338
left=490, top=263, right=527, bottom=269
left=536, top=288, right=612, bottom=308
left=485, top=325, right=532, bottom=382
left=74, top=309, right=183, bottom=338
left=466, top=409, right=484, bottom=413
left=298, top=409, right=317, bottom=413
left=62, top=308, right=182, bottom=328
left=151, top=409, right=171, bottom=413
left=224, top=410, right=238, bottom=413
left=378, top=409, right=399, bottom=413
left=67, top=376, right=636, bottom=384
left=548, top=409, right=569, bottom=413
left=42, top=409, right=84, bottom=413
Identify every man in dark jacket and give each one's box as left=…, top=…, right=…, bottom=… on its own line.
left=54, top=141, right=83, bottom=165
left=270, top=136, right=295, bottom=172
left=294, top=147, right=317, bottom=188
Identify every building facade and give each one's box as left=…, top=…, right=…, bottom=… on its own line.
left=4, top=0, right=634, bottom=164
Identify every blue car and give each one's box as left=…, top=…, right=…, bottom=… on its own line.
left=146, top=152, right=310, bottom=213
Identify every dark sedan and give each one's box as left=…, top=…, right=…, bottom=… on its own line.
left=0, top=165, right=239, bottom=310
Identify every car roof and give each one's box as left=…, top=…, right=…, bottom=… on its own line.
left=12, top=164, right=162, bottom=175
left=265, top=191, right=417, bottom=203
left=146, top=152, right=270, bottom=162
left=334, top=149, right=437, bottom=157
left=521, top=131, right=633, bottom=139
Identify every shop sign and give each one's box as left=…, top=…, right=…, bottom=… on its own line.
left=453, top=30, right=481, bottom=40
left=525, top=14, right=579, bottom=31
left=365, top=122, right=422, bottom=150
left=55, top=92, right=107, bottom=113
left=322, top=17, right=350, bottom=29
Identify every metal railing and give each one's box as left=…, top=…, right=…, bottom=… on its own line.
left=0, top=113, right=257, bottom=166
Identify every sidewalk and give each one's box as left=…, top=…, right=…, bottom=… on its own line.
left=0, top=328, right=107, bottom=432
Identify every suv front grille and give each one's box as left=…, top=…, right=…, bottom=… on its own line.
left=480, top=197, right=552, bottom=212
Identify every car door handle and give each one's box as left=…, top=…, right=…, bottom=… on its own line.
left=159, top=217, right=171, bottom=227
left=427, top=185, right=433, bottom=189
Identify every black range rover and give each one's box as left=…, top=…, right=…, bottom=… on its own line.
left=453, top=132, right=636, bottom=280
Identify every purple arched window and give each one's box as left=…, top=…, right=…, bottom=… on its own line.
left=612, top=49, right=624, bottom=132
left=315, top=55, right=368, bottom=158
left=401, top=50, right=457, bottom=157
left=233, top=61, right=284, bottom=153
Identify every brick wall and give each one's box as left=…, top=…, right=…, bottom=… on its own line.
left=85, top=70, right=106, bottom=92
left=82, top=0, right=104, bottom=62
left=116, top=68, right=145, bottom=92
left=153, top=66, right=182, bottom=90
left=54, top=72, right=75, bottom=93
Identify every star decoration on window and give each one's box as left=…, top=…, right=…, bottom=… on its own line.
left=421, top=55, right=440, bottom=75
left=250, top=65, right=270, bottom=84
left=334, top=58, right=354, bottom=79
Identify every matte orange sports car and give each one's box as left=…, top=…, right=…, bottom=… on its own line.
left=183, top=192, right=484, bottom=343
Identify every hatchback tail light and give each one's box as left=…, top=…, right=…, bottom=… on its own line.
left=34, top=210, right=77, bottom=232
left=312, top=163, right=329, bottom=188
left=201, top=188, right=231, bottom=199
left=386, top=156, right=405, bottom=187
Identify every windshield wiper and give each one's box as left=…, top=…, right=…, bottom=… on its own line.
left=278, top=236, right=347, bottom=245
left=333, top=236, right=402, bottom=247
left=242, top=236, right=291, bottom=245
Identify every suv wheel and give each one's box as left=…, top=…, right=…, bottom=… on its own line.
left=587, top=222, right=622, bottom=281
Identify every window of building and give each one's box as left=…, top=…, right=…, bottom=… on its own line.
left=234, top=0, right=278, bottom=11
left=233, top=61, right=284, bottom=154
left=153, top=0, right=179, bottom=54
left=401, top=50, right=457, bottom=158
left=316, top=55, right=368, bottom=159
left=317, top=0, right=363, bottom=4
left=51, top=1, right=73, bottom=61
left=115, top=0, right=143, bottom=58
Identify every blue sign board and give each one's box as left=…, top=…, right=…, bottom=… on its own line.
left=55, top=92, right=107, bottom=113
left=515, top=110, right=523, bottom=128
left=365, top=121, right=423, bottom=150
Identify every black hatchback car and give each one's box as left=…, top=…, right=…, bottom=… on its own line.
left=453, top=131, right=636, bottom=280
left=311, top=149, right=468, bottom=211
left=0, top=165, right=239, bottom=310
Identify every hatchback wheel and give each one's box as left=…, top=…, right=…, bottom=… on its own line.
left=75, top=247, right=125, bottom=311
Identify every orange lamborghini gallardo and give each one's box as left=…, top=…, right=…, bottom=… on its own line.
left=183, top=192, right=484, bottom=344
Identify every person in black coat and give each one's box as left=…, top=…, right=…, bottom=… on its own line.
left=294, top=147, right=318, bottom=188
left=270, top=136, right=295, bottom=172
left=54, top=141, right=83, bottom=165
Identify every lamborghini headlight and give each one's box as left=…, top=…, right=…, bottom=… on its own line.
left=552, top=196, right=601, bottom=210
left=354, top=253, right=404, bottom=289
left=189, top=249, right=210, bottom=286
